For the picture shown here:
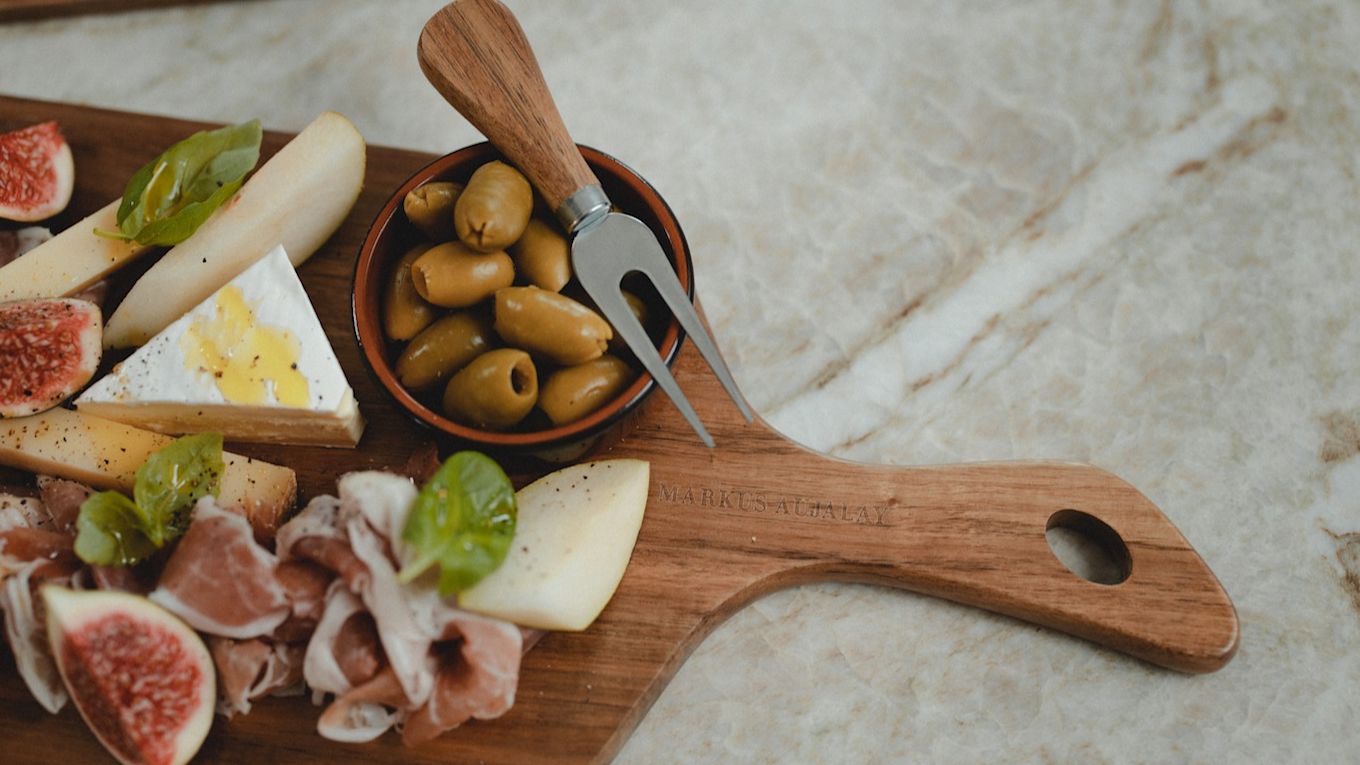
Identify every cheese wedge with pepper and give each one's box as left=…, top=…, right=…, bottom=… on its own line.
left=75, top=245, right=364, bottom=447
left=0, top=407, right=296, bottom=537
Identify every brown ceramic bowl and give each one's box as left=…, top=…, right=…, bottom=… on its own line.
left=353, top=142, right=691, bottom=457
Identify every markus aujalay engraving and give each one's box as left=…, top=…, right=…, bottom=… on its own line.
left=657, top=482, right=892, bottom=526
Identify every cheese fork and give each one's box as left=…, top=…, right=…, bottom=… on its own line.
left=418, top=0, right=753, bottom=447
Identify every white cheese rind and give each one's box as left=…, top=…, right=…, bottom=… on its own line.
left=75, top=245, right=363, bottom=447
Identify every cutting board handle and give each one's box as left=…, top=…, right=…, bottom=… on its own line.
left=727, top=452, right=1241, bottom=674
left=418, top=0, right=599, bottom=212
left=607, top=339, right=1239, bottom=674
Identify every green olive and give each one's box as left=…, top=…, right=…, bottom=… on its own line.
left=538, top=355, right=637, bottom=426
left=442, top=348, right=538, bottom=430
left=382, top=244, right=438, bottom=341
left=411, top=241, right=514, bottom=308
left=608, top=290, right=650, bottom=351
left=455, top=161, right=532, bottom=253
left=395, top=311, right=496, bottom=391
left=494, top=286, right=613, bottom=365
left=403, top=181, right=463, bottom=241
left=508, top=218, right=571, bottom=291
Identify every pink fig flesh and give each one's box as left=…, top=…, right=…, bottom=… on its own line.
left=44, top=587, right=214, bottom=765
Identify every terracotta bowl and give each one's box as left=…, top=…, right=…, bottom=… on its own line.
left=352, top=142, right=691, bottom=458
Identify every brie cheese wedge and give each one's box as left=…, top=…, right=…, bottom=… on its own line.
left=76, top=245, right=364, bottom=447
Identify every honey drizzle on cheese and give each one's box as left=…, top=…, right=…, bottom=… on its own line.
left=180, top=285, right=309, bottom=406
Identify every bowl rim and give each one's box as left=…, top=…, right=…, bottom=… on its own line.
left=352, top=141, right=691, bottom=448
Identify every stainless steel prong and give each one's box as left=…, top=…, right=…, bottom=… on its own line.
left=573, top=212, right=750, bottom=447
left=589, top=278, right=714, bottom=448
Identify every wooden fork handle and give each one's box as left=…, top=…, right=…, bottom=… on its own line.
left=419, top=0, right=599, bottom=211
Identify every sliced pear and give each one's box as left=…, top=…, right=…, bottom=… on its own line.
left=103, top=111, right=366, bottom=348
left=458, top=459, right=650, bottom=631
left=0, top=201, right=152, bottom=302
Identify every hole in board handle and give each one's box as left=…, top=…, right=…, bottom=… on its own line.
left=1045, top=509, right=1131, bottom=585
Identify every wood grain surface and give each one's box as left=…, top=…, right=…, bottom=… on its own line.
left=0, top=96, right=1238, bottom=765
left=418, top=0, right=600, bottom=215
left=0, top=0, right=237, bottom=23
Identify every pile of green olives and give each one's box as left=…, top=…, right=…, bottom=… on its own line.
left=383, top=161, right=651, bottom=432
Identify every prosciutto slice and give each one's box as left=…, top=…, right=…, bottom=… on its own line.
left=273, top=560, right=333, bottom=642
left=336, top=473, right=434, bottom=706
left=209, top=637, right=306, bottom=717
left=90, top=563, right=156, bottom=595
left=0, top=227, right=50, bottom=267
left=304, top=583, right=383, bottom=699
left=0, top=561, right=70, bottom=713
left=402, top=610, right=524, bottom=746
left=0, top=527, right=77, bottom=579
left=149, top=497, right=290, bottom=639
left=36, top=476, right=92, bottom=531
left=316, top=666, right=407, bottom=743
left=0, top=494, right=49, bottom=533
left=279, top=469, right=533, bottom=746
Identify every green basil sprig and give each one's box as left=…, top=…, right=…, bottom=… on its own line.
left=398, top=451, right=517, bottom=595
left=96, top=120, right=262, bottom=246
left=74, top=433, right=226, bottom=566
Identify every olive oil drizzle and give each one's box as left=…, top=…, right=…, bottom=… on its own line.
left=181, top=285, right=309, bottom=406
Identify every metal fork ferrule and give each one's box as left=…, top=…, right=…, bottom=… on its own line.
left=557, top=185, right=612, bottom=234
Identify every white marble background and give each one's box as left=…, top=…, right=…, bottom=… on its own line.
left=2, top=0, right=1358, bottom=762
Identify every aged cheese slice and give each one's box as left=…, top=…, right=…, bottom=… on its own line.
left=0, top=407, right=296, bottom=536
left=0, top=201, right=153, bottom=302
left=76, top=245, right=364, bottom=448
left=458, top=459, right=650, bottom=631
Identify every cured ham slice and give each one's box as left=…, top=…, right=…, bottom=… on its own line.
left=304, top=583, right=383, bottom=699
left=0, top=527, right=77, bottom=579
left=210, top=637, right=271, bottom=715
left=90, top=563, right=156, bottom=595
left=209, top=637, right=306, bottom=717
left=291, top=536, right=368, bottom=591
left=276, top=494, right=344, bottom=558
left=316, top=666, right=407, bottom=743
left=338, top=471, right=416, bottom=560
left=273, top=560, right=333, bottom=642
left=0, top=561, right=70, bottom=713
left=149, top=497, right=290, bottom=639
left=0, top=493, right=48, bottom=532
left=402, top=610, right=524, bottom=746
left=36, top=476, right=92, bottom=530
left=277, top=494, right=369, bottom=590
left=274, top=468, right=535, bottom=745
left=337, top=472, right=433, bottom=707
left=0, top=227, right=51, bottom=267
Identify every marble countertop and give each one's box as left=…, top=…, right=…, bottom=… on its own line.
left=2, top=0, right=1357, bottom=761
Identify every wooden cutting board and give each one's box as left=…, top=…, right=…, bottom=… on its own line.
left=0, top=96, right=1239, bottom=764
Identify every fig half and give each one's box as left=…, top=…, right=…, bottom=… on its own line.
left=43, top=586, right=214, bottom=765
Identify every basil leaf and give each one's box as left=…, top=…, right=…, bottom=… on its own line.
left=74, top=492, right=157, bottom=566
left=398, top=451, right=516, bottom=595
left=72, top=433, right=226, bottom=566
left=134, top=432, right=225, bottom=546
left=100, top=120, right=262, bottom=246
left=128, top=178, right=244, bottom=247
